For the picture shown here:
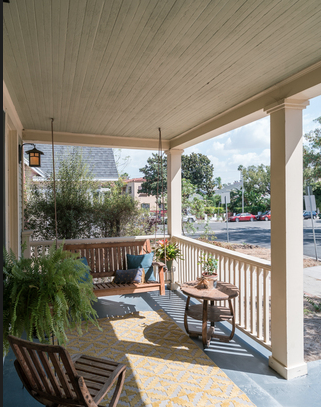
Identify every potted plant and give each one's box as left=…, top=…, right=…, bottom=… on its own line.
left=3, top=244, right=100, bottom=356
left=197, top=252, right=218, bottom=288
left=154, top=239, right=184, bottom=271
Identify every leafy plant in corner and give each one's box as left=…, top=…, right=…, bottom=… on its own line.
left=3, top=244, right=100, bottom=356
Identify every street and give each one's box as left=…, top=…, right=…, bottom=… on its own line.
left=179, top=218, right=321, bottom=259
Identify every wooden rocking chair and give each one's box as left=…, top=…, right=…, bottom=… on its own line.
left=8, top=335, right=127, bottom=407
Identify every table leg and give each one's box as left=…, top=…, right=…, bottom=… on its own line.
left=202, top=300, right=208, bottom=348
left=184, top=296, right=191, bottom=335
left=228, top=299, right=236, bottom=340
left=210, top=299, right=236, bottom=342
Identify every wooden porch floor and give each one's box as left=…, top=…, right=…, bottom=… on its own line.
left=3, top=288, right=321, bottom=407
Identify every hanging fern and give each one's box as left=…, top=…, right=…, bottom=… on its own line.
left=3, top=244, right=100, bottom=356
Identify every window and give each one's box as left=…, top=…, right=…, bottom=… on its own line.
left=141, top=203, right=150, bottom=210
left=128, top=186, right=132, bottom=194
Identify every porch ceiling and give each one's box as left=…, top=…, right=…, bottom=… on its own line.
left=3, top=0, right=321, bottom=148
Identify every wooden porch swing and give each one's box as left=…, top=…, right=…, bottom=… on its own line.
left=62, top=127, right=166, bottom=296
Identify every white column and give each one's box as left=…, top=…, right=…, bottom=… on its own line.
left=265, top=98, right=309, bottom=380
left=166, top=149, right=183, bottom=237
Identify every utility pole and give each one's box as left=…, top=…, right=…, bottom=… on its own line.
left=240, top=170, right=244, bottom=213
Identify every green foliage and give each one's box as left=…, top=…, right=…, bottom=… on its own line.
left=139, top=153, right=167, bottom=196
left=3, top=244, right=99, bottom=356
left=304, top=296, right=321, bottom=313
left=303, top=117, right=321, bottom=208
left=229, top=165, right=270, bottom=213
left=25, top=150, right=153, bottom=239
left=198, top=252, right=218, bottom=275
left=213, top=206, right=224, bottom=215
left=207, top=194, right=222, bottom=207
left=25, top=149, right=97, bottom=240
left=204, top=206, right=215, bottom=216
left=214, top=177, right=222, bottom=189
left=181, top=153, right=215, bottom=197
left=200, top=221, right=217, bottom=241
left=139, top=152, right=215, bottom=197
left=92, top=181, right=141, bottom=237
left=154, top=239, right=184, bottom=261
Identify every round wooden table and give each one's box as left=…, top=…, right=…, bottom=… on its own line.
left=181, top=281, right=239, bottom=348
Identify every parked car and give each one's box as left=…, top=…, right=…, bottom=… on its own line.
left=228, top=213, right=256, bottom=222
left=259, top=210, right=271, bottom=221
left=183, top=214, right=196, bottom=223
left=303, top=211, right=317, bottom=219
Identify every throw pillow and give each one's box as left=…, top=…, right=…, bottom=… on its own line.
left=113, top=268, right=145, bottom=284
left=78, top=257, right=91, bottom=283
left=126, top=252, right=156, bottom=282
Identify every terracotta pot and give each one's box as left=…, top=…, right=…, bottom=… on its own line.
left=201, top=272, right=218, bottom=288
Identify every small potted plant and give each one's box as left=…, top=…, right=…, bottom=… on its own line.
left=154, top=239, right=184, bottom=271
left=3, top=244, right=100, bottom=356
left=197, top=252, right=218, bottom=288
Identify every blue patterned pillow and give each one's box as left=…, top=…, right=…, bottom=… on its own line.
left=77, top=257, right=91, bottom=282
left=113, top=268, right=145, bottom=284
left=126, top=252, right=156, bottom=282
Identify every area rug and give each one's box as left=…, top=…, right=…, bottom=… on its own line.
left=65, top=310, right=255, bottom=407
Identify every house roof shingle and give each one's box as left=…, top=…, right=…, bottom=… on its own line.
left=25, top=145, right=118, bottom=181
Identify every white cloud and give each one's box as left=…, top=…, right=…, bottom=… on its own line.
left=118, top=149, right=158, bottom=178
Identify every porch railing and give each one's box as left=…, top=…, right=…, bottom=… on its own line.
left=22, top=231, right=271, bottom=349
left=172, top=235, right=272, bottom=350
left=22, top=233, right=170, bottom=258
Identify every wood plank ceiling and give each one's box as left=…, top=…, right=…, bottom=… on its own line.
left=3, top=0, right=321, bottom=140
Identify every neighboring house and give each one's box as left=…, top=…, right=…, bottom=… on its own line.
left=24, top=145, right=118, bottom=183
left=214, top=181, right=242, bottom=198
left=123, top=178, right=157, bottom=211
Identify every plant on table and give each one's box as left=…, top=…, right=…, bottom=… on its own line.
left=198, top=252, right=218, bottom=276
left=3, top=244, right=100, bottom=356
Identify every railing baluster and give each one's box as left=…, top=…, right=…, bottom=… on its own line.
left=239, top=261, right=244, bottom=327
left=264, top=268, right=270, bottom=344
left=245, top=263, right=250, bottom=331
left=234, top=260, right=239, bottom=325
left=251, top=265, right=256, bottom=335
left=257, top=267, right=263, bottom=339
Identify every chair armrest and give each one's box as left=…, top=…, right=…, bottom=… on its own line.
left=152, top=261, right=165, bottom=295
left=152, top=261, right=166, bottom=268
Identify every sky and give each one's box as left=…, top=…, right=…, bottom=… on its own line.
left=118, top=95, right=321, bottom=184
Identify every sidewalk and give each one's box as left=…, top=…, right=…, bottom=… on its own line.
left=304, top=265, right=321, bottom=297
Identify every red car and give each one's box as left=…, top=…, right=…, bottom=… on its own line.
left=259, top=211, right=271, bottom=221
left=228, top=213, right=256, bottom=222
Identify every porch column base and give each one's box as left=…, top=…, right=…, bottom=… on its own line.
left=269, top=356, right=307, bottom=380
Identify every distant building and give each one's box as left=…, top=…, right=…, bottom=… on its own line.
left=215, top=181, right=242, bottom=197
left=24, top=145, right=118, bottom=182
left=123, top=178, right=157, bottom=211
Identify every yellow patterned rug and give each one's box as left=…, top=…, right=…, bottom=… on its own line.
left=65, top=310, right=255, bottom=406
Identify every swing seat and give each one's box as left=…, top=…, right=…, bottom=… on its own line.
left=64, top=239, right=166, bottom=296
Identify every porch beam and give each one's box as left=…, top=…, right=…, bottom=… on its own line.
left=166, top=149, right=183, bottom=237
left=170, top=62, right=321, bottom=150
left=265, top=98, right=309, bottom=380
left=22, top=129, right=170, bottom=151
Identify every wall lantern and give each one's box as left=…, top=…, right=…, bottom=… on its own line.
left=19, top=143, right=44, bottom=167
